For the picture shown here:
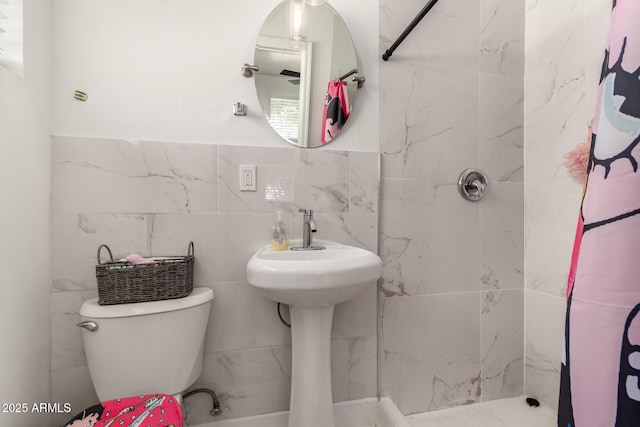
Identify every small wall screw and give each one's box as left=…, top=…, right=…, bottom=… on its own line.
left=73, top=90, right=88, bottom=102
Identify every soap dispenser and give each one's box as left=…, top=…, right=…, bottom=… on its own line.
left=271, top=211, right=289, bottom=251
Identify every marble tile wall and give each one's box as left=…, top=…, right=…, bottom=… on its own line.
left=49, top=136, right=379, bottom=426
left=523, top=0, right=611, bottom=410
left=379, top=0, right=525, bottom=416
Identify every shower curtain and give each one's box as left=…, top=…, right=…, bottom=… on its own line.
left=558, top=0, right=640, bottom=426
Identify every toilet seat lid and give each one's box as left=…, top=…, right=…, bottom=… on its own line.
left=79, top=287, right=214, bottom=319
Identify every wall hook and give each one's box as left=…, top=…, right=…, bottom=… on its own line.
left=353, top=76, right=366, bottom=89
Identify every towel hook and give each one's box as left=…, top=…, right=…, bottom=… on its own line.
left=337, top=68, right=358, bottom=81
left=336, top=69, right=366, bottom=89
left=353, top=76, right=366, bottom=89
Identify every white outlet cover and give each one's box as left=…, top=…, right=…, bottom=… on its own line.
left=239, top=164, right=257, bottom=191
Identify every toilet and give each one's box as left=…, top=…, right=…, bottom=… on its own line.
left=77, top=287, right=214, bottom=403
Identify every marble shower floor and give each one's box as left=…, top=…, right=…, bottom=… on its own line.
left=406, top=396, right=557, bottom=427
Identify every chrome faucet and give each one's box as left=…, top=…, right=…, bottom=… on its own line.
left=291, top=209, right=325, bottom=250
left=300, top=209, right=316, bottom=248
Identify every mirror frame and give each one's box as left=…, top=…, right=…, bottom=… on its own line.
left=253, top=0, right=359, bottom=148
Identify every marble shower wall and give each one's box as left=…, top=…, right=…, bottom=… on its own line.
left=49, top=136, right=379, bottom=426
left=379, top=0, right=525, bottom=415
left=523, top=0, right=611, bottom=410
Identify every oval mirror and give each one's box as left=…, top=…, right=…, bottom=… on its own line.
left=254, top=0, right=359, bottom=148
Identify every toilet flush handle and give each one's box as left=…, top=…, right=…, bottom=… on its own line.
left=76, top=321, right=99, bottom=332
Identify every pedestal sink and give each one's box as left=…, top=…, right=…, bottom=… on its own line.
left=246, top=239, right=382, bottom=427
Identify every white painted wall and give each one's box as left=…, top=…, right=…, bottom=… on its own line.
left=51, top=0, right=378, bottom=152
left=0, top=0, right=52, bottom=425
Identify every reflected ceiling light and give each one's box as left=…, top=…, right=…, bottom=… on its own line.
left=289, top=0, right=307, bottom=41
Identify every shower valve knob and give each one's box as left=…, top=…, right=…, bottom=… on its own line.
left=458, top=169, right=488, bottom=202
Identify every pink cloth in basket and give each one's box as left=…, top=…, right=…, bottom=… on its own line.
left=125, top=254, right=154, bottom=264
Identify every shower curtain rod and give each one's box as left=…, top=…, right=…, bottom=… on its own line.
left=382, top=0, right=441, bottom=61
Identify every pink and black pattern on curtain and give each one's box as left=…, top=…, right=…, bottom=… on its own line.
left=63, top=394, right=182, bottom=427
left=321, top=80, right=350, bottom=144
left=558, top=0, right=640, bottom=426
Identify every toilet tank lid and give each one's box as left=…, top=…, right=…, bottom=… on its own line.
left=80, top=287, right=214, bottom=319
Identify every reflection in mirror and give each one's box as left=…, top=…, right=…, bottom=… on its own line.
left=255, top=37, right=312, bottom=146
left=254, top=0, right=359, bottom=148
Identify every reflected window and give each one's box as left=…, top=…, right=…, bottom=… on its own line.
left=270, top=98, right=300, bottom=143
left=0, top=0, right=23, bottom=77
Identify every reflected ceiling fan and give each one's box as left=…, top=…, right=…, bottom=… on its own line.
left=280, top=69, right=300, bottom=85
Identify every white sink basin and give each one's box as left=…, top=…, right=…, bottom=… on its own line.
left=246, top=239, right=382, bottom=307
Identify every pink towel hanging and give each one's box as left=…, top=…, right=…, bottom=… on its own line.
left=321, top=80, right=350, bottom=144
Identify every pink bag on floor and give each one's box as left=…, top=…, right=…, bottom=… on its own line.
left=64, top=394, right=183, bottom=427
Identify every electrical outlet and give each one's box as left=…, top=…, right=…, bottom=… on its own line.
left=239, top=165, right=256, bottom=191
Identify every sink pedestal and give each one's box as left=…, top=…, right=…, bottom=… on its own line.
left=246, top=240, right=383, bottom=427
left=288, top=305, right=335, bottom=427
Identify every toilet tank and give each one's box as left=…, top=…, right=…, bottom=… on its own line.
left=79, top=287, right=214, bottom=402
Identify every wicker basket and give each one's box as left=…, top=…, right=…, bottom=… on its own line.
left=95, top=242, right=194, bottom=305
